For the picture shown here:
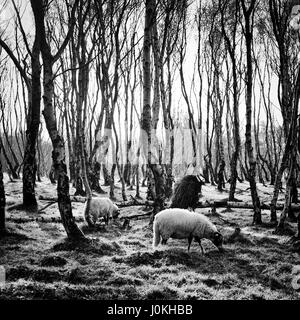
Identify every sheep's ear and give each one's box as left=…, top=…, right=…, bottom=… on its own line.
left=214, top=232, right=223, bottom=240
left=196, top=174, right=205, bottom=184
left=213, top=232, right=223, bottom=248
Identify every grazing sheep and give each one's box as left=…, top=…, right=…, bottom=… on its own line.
left=153, top=208, right=223, bottom=253
left=170, top=175, right=204, bottom=210
left=84, top=197, right=120, bottom=227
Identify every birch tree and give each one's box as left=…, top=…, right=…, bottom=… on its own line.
left=30, top=0, right=85, bottom=240
left=141, top=0, right=166, bottom=222
left=241, top=0, right=262, bottom=224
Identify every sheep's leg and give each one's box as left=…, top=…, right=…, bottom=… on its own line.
left=161, top=238, right=168, bottom=245
left=199, top=242, right=205, bottom=255
left=195, top=237, right=205, bottom=255
left=187, top=235, right=193, bottom=252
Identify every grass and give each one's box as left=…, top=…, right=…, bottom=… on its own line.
left=0, top=177, right=300, bottom=300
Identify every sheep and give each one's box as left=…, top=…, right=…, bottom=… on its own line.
left=153, top=208, right=223, bottom=253
left=170, top=174, right=204, bottom=210
left=84, top=197, right=120, bottom=227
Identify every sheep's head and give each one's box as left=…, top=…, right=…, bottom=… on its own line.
left=212, top=232, right=223, bottom=249
left=112, top=206, right=120, bottom=219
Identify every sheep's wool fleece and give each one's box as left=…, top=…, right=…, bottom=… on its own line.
left=86, top=198, right=118, bottom=223
left=154, top=208, right=217, bottom=239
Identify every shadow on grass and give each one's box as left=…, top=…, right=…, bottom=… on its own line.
left=52, top=237, right=124, bottom=256
left=0, top=230, right=33, bottom=243
left=145, top=286, right=180, bottom=299
left=6, top=265, right=64, bottom=283
left=0, top=281, right=141, bottom=299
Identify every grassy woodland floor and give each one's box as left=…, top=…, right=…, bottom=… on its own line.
left=0, top=175, right=300, bottom=300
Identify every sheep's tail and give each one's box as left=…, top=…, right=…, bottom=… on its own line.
left=84, top=197, right=94, bottom=227
left=152, top=220, right=161, bottom=248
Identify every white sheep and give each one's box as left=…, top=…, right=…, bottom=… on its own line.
left=153, top=208, right=223, bottom=253
left=84, top=197, right=120, bottom=226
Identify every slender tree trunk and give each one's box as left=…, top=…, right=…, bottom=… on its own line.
left=102, top=164, right=110, bottom=186
left=22, top=29, right=41, bottom=211
left=141, top=0, right=165, bottom=224
left=219, top=0, right=241, bottom=201
left=268, top=0, right=293, bottom=141
left=135, top=165, right=141, bottom=199
left=109, top=164, right=117, bottom=201
left=214, top=70, right=225, bottom=191
left=270, top=74, right=300, bottom=222
left=113, top=120, right=127, bottom=201
left=276, top=65, right=300, bottom=231
left=0, top=112, right=20, bottom=179
left=32, top=0, right=85, bottom=240
left=89, top=162, right=105, bottom=194
left=0, top=151, right=5, bottom=235
left=0, top=136, right=18, bottom=180
left=74, top=139, right=86, bottom=196
left=80, top=133, right=93, bottom=227
left=242, top=0, right=261, bottom=224
left=0, top=29, right=38, bottom=210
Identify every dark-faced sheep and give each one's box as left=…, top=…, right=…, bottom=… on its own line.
left=84, top=197, right=120, bottom=227
left=170, top=174, right=204, bottom=210
left=153, top=208, right=223, bottom=253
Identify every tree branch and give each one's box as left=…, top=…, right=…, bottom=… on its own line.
left=0, top=38, right=29, bottom=86
left=53, top=0, right=80, bottom=62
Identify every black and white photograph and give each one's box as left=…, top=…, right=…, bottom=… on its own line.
left=0, top=0, right=300, bottom=304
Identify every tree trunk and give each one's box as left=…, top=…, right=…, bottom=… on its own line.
left=109, top=164, right=117, bottom=201
left=241, top=0, right=262, bottom=224
left=113, top=120, right=127, bottom=201
left=140, top=0, right=165, bottom=224
left=0, top=113, right=20, bottom=179
left=135, top=165, right=141, bottom=199
left=268, top=0, right=293, bottom=141
left=219, top=0, right=241, bottom=201
left=32, top=0, right=85, bottom=240
left=214, top=69, right=225, bottom=191
left=22, top=27, right=41, bottom=211
left=271, top=65, right=300, bottom=223
left=0, top=151, right=5, bottom=235
left=276, top=65, right=300, bottom=232
left=0, top=24, right=39, bottom=211
left=102, top=164, right=110, bottom=186
left=89, top=162, right=106, bottom=194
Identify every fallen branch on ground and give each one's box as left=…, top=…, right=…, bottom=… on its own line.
left=198, top=200, right=300, bottom=212
left=39, top=195, right=86, bottom=203
left=38, top=202, right=57, bottom=213
left=38, top=195, right=155, bottom=207
left=6, top=216, right=85, bottom=223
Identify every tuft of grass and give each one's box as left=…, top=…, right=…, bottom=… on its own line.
left=144, top=286, right=180, bottom=300
left=6, top=265, right=64, bottom=283
left=40, top=255, right=68, bottom=267
left=105, top=275, right=143, bottom=286
left=202, top=278, right=220, bottom=287
left=67, top=267, right=90, bottom=284
left=120, top=240, right=146, bottom=248
left=52, top=238, right=123, bottom=256
left=113, top=249, right=208, bottom=268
